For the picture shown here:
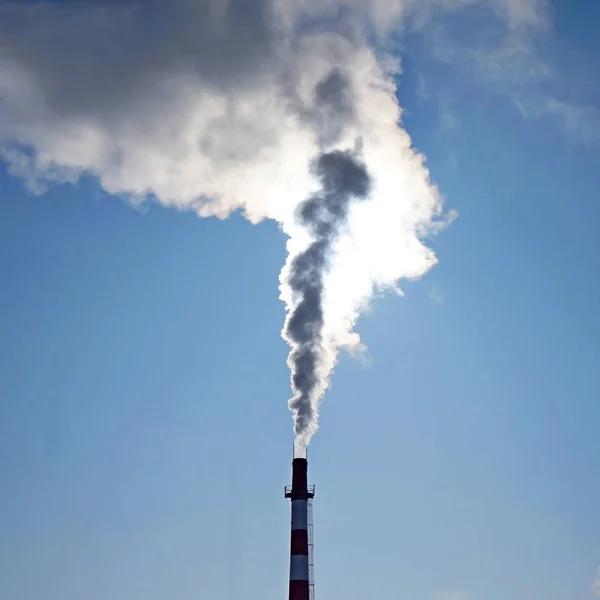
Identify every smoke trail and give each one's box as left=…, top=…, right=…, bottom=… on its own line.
left=284, top=151, right=371, bottom=456
left=0, top=0, right=484, bottom=450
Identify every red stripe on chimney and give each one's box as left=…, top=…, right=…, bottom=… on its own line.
left=290, top=528, right=309, bottom=556
left=289, top=580, right=310, bottom=600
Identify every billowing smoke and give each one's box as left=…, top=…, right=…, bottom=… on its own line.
left=0, top=0, right=467, bottom=453
left=284, top=150, right=371, bottom=455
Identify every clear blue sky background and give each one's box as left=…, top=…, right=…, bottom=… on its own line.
left=1, top=2, right=599, bottom=600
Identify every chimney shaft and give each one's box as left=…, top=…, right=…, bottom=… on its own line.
left=285, top=458, right=314, bottom=600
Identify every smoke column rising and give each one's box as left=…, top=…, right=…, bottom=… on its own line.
left=284, top=151, right=371, bottom=456
left=0, top=0, right=464, bottom=451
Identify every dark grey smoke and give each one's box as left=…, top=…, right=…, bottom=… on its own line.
left=285, top=150, right=371, bottom=439
left=0, top=0, right=275, bottom=118
left=283, top=67, right=356, bottom=148
left=313, top=68, right=356, bottom=146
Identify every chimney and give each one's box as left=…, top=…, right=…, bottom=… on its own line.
left=285, top=457, right=315, bottom=600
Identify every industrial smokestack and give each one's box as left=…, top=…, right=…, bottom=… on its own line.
left=285, top=457, right=315, bottom=600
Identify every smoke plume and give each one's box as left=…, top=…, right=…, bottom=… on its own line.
left=284, top=151, right=371, bottom=455
left=0, top=0, right=472, bottom=452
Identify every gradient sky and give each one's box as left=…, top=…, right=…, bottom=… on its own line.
left=1, top=1, right=600, bottom=600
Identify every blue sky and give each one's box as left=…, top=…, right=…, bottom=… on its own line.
left=1, top=1, right=600, bottom=600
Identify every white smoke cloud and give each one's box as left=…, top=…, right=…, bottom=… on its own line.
left=0, top=0, right=547, bottom=451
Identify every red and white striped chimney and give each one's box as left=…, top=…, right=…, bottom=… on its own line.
left=285, top=457, right=314, bottom=600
